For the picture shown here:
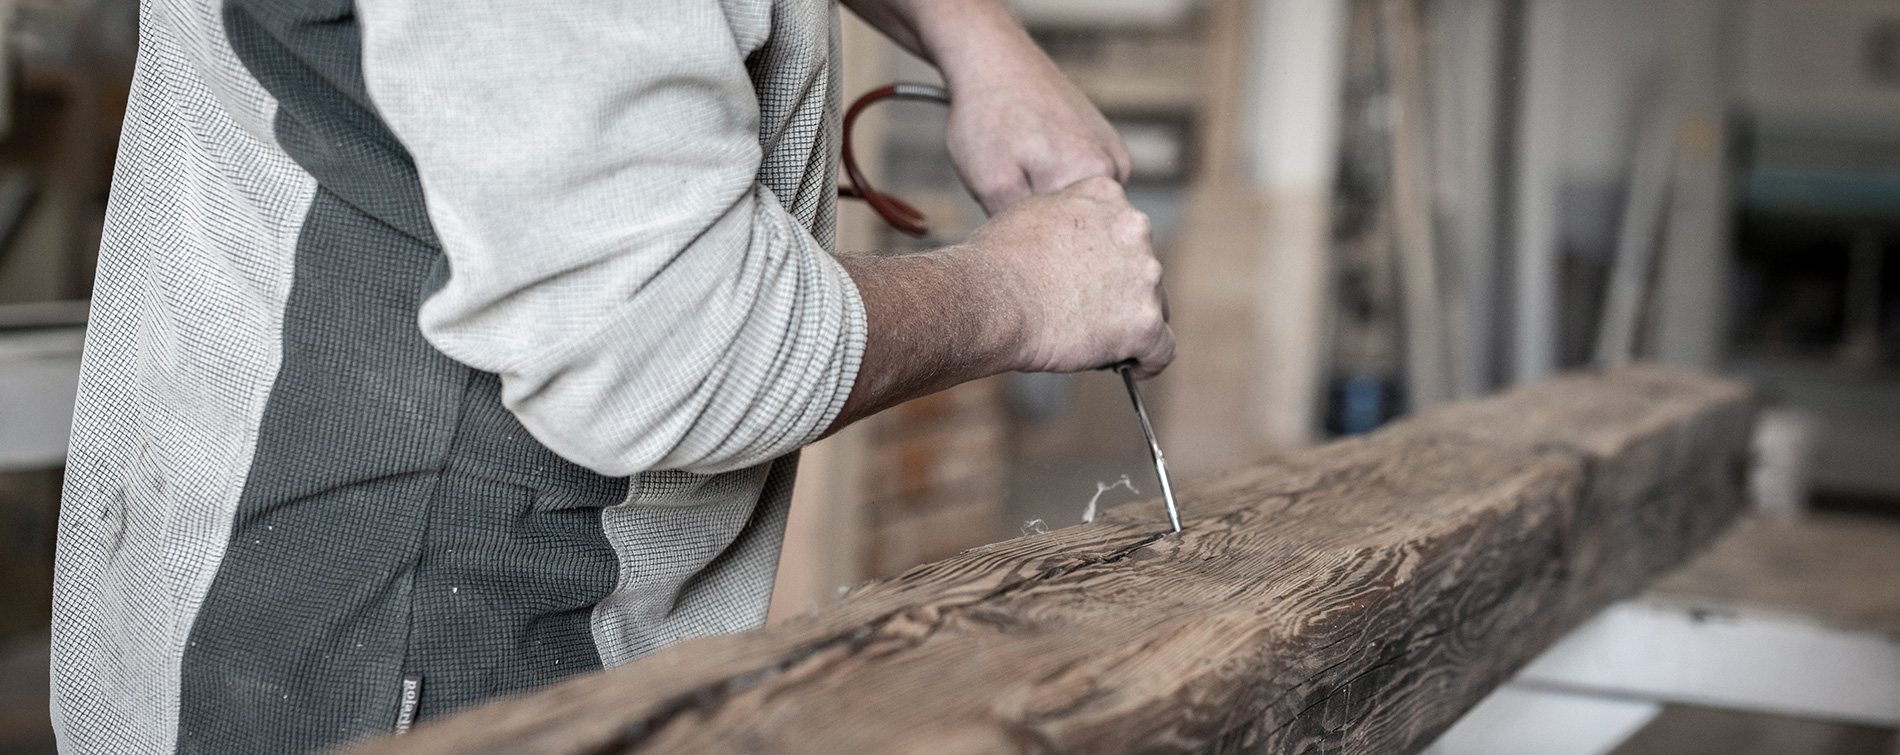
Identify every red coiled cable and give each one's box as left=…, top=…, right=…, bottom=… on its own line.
left=838, top=83, right=951, bottom=237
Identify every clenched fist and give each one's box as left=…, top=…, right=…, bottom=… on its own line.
left=965, top=177, right=1173, bottom=379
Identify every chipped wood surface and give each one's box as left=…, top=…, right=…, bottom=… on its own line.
left=348, top=367, right=1756, bottom=755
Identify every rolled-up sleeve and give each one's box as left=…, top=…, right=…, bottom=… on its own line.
left=355, top=0, right=864, bottom=476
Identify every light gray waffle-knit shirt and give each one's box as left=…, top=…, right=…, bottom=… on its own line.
left=51, top=0, right=863, bottom=752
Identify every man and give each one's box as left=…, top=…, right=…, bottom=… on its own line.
left=51, top=0, right=1174, bottom=752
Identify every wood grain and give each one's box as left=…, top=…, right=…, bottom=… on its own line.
left=345, top=367, right=1755, bottom=755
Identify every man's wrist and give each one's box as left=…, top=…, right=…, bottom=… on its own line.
left=914, top=245, right=1029, bottom=375
left=876, top=0, right=1045, bottom=94
left=936, top=243, right=1032, bottom=373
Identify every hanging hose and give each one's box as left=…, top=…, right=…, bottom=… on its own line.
left=838, top=83, right=950, bottom=237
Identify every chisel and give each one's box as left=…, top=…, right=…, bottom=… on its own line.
left=1111, top=360, right=1181, bottom=533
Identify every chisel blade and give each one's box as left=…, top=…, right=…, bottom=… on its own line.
left=1116, top=363, right=1181, bottom=533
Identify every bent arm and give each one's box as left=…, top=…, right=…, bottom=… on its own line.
left=357, top=0, right=861, bottom=476
left=356, top=0, right=1170, bottom=478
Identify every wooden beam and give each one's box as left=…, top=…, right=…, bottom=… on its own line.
left=348, top=367, right=1754, bottom=755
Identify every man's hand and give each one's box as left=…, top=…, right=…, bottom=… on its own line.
left=842, top=0, right=1130, bottom=214
left=827, top=178, right=1173, bottom=432
left=944, top=58, right=1129, bottom=214
left=823, top=0, right=1169, bottom=436
left=970, top=177, right=1171, bottom=376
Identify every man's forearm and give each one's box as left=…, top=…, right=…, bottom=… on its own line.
left=840, top=0, right=1050, bottom=94
left=822, top=249, right=1021, bottom=435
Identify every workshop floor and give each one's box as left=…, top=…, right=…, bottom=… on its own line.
left=1610, top=705, right=1896, bottom=755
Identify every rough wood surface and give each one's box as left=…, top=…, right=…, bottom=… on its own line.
left=348, top=367, right=1755, bottom=755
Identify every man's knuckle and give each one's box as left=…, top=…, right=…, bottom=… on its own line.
left=1114, top=210, right=1149, bottom=240
left=1139, top=298, right=1163, bottom=323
